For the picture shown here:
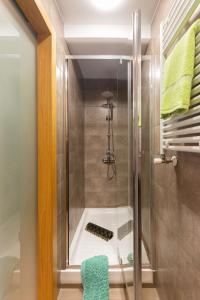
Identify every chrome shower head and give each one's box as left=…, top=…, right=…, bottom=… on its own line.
left=101, top=91, right=114, bottom=100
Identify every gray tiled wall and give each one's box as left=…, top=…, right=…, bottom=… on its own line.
left=83, top=79, right=129, bottom=208
left=149, top=0, right=200, bottom=299
left=67, top=66, right=131, bottom=249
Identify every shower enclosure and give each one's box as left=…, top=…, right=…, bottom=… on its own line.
left=60, top=11, right=154, bottom=300
left=67, top=57, right=134, bottom=267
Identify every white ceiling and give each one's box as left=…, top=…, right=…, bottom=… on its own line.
left=56, top=0, right=159, bottom=42
left=57, top=0, right=159, bottom=27
left=56, top=0, right=159, bottom=77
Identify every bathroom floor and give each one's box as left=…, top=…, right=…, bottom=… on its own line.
left=58, top=288, right=159, bottom=300
left=69, top=207, right=149, bottom=266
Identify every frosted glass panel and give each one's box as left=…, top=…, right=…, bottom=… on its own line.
left=0, top=1, right=37, bottom=299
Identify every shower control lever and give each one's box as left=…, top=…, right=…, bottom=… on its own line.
left=153, top=154, right=178, bottom=167
left=102, top=153, right=116, bottom=165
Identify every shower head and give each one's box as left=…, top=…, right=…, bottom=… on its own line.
left=101, top=91, right=114, bottom=100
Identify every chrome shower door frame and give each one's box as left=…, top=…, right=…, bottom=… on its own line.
left=65, top=49, right=143, bottom=299
left=132, top=10, right=142, bottom=300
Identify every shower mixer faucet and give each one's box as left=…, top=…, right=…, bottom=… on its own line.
left=102, top=151, right=116, bottom=165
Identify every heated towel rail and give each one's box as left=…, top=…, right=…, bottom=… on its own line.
left=160, top=0, right=200, bottom=154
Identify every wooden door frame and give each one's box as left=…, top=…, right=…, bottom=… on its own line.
left=15, top=1, right=57, bottom=300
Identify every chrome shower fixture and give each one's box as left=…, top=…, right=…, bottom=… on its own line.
left=101, top=90, right=117, bottom=180
left=101, top=91, right=114, bottom=100
left=102, top=151, right=116, bottom=165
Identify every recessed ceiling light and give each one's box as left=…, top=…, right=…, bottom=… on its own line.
left=90, top=0, right=123, bottom=11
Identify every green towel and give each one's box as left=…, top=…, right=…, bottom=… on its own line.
left=81, top=255, right=109, bottom=300
left=161, top=19, right=200, bottom=119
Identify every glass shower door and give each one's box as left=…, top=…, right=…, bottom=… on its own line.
left=116, top=10, right=143, bottom=300
left=132, top=10, right=142, bottom=300
left=115, top=58, right=135, bottom=297
left=0, top=1, right=37, bottom=299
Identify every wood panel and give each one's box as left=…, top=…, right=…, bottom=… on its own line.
left=16, top=0, right=52, bottom=36
left=37, top=33, right=57, bottom=300
left=15, top=1, right=57, bottom=300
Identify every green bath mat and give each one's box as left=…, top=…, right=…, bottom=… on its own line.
left=81, top=255, right=109, bottom=300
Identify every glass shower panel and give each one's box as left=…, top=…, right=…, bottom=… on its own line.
left=115, top=60, right=133, bottom=266
left=123, top=10, right=142, bottom=300
left=0, top=1, right=37, bottom=299
left=141, top=57, right=153, bottom=268
left=67, top=58, right=129, bottom=266
left=116, top=56, right=154, bottom=298
left=115, top=60, right=135, bottom=297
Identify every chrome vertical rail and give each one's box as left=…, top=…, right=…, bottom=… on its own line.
left=65, top=59, right=70, bottom=266
left=132, top=10, right=142, bottom=300
left=128, top=61, right=133, bottom=209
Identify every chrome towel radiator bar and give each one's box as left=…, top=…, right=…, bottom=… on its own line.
left=160, top=0, right=200, bottom=154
